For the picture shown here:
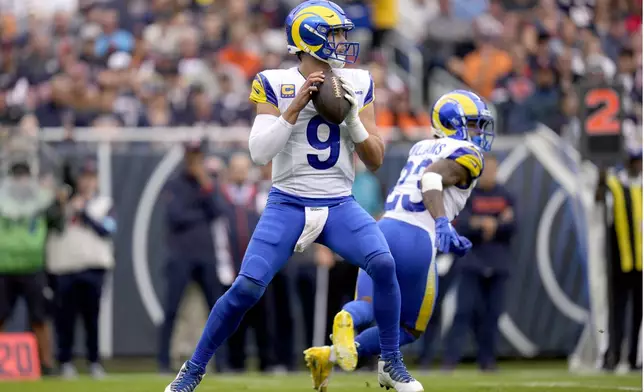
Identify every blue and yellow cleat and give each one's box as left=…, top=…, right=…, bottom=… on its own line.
left=331, top=310, right=358, bottom=371
left=303, top=346, right=334, bottom=391
left=378, top=353, right=424, bottom=392
left=164, top=361, right=205, bottom=392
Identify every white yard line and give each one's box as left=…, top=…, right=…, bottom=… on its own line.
left=476, top=381, right=642, bottom=391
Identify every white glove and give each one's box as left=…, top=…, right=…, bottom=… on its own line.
left=340, top=78, right=360, bottom=126
left=340, top=77, right=369, bottom=143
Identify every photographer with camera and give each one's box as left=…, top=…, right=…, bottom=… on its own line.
left=45, top=160, right=116, bottom=379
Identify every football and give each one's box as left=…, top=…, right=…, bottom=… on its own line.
left=311, top=70, right=351, bottom=125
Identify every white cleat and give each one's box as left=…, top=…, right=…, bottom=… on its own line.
left=164, top=361, right=205, bottom=392
left=378, top=355, right=424, bottom=392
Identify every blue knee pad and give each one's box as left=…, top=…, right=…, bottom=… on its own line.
left=224, top=275, right=266, bottom=316
left=364, top=252, right=396, bottom=284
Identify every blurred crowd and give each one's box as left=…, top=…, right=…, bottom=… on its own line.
left=0, top=0, right=639, bottom=141
left=403, top=0, right=643, bottom=139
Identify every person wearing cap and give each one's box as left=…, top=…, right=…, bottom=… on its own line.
left=158, top=140, right=224, bottom=373
left=597, top=148, right=642, bottom=372
left=45, top=160, right=116, bottom=379
left=0, top=161, right=56, bottom=375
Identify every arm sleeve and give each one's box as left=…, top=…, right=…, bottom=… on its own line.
left=248, top=114, right=293, bottom=165
left=445, top=146, right=484, bottom=179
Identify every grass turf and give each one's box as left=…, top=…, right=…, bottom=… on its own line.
left=1, top=369, right=641, bottom=392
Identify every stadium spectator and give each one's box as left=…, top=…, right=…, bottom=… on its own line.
left=370, top=0, right=398, bottom=49
left=45, top=160, right=116, bottom=379
left=370, top=60, right=406, bottom=140
left=212, top=73, right=254, bottom=127
left=447, top=25, right=512, bottom=100
left=376, top=90, right=433, bottom=141
left=444, top=154, right=516, bottom=371
left=137, top=79, right=179, bottom=127
left=0, top=161, right=56, bottom=375
left=94, top=7, right=135, bottom=58
left=158, top=140, right=224, bottom=373
left=218, top=22, right=262, bottom=81
left=525, top=64, right=565, bottom=131
left=184, top=85, right=217, bottom=126
left=421, top=0, right=474, bottom=68
left=491, top=45, right=538, bottom=134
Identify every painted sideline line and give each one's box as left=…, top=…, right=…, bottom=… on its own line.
left=476, top=382, right=642, bottom=391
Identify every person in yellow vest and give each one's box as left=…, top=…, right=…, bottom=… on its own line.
left=597, top=149, right=642, bottom=372
left=370, top=0, right=398, bottom=49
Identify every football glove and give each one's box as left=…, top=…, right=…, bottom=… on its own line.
left=435, top=216, right=472, bottom=256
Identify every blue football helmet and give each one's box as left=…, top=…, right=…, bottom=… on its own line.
left=285, top=0, right=359, bottom=68
left=431, top=89, right=495, bottom=152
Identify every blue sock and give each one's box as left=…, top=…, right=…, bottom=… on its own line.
left=355, top=326, right=418, bottom=359
left=191, top=276, right=265, bottom=368
left=343, top=300, right=374, bottom=330
left=364, top=253, right=401, bottom=359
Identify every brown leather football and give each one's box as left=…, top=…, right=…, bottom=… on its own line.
left=311, top=70, right=351, bottom=125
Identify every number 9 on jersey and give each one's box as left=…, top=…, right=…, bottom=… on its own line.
left=306, top=115, right=341, bottom=170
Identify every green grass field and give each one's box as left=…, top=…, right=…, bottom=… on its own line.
left=1, top=368, right=642, bottom=392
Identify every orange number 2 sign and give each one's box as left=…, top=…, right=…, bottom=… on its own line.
left=583, top=88, right=621, bottom=135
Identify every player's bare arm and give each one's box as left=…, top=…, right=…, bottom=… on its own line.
left=421, top=159, right=469, bottom=219
left=353, top=103, right=385, bottom=171
left=248, top=72, right=325, bottom=165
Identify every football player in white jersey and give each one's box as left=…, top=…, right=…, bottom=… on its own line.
left=165, top=1, right=422, bottom=391
left=304, top=90, right=495, bottom=391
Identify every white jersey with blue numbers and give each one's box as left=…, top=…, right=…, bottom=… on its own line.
left=249, top=66, right=375, bottom=198
left=383, top=137, right=484, bottom=242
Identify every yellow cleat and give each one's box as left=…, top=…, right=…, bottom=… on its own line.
left=304, top=346, right=333, bottom=392
left=332, top=310, right=358, bottom=371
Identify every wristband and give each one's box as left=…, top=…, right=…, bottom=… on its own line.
left=348, top=120, right=369, bottom=143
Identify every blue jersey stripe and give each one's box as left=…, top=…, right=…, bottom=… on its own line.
left=258, top=73, right=279, bottom=108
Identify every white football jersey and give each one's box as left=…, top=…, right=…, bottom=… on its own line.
left=383, top=137, right=484, bottom=243
left=249, top=66, right=374, bottom=198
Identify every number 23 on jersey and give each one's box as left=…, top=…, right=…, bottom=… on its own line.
left=385, top=158, right=434, bottom=212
